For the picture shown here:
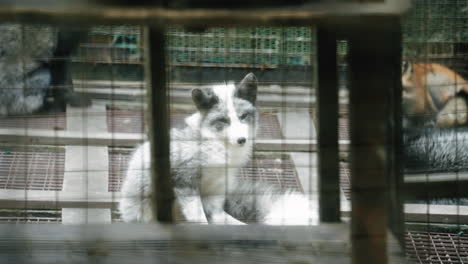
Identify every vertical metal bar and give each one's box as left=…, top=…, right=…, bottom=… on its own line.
left=144, top=26, right=174, bottom=222
left=348, top=17, right=401, bottom=264
left=386, top=20, right=404, bottom=246
left=316, top=27, right=340, bottom=222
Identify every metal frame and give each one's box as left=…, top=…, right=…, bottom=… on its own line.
left=0, top=1, right=409, bottom=263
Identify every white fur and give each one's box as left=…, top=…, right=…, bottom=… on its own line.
left=264, top=194, right=318, bottom=225
left=119, top=81, right=318, bottom=225
left=217, top=84, right=250, bottom=145
left=118, top=109, right=251, bottom=224
left=119, top=140, right=210, bottom=224
left=118, top=142, right=154, bottom=222
left=426, top=71, right=464, bottom=100
left=0, top=94, right=45, bottom=116
left=208, top=83, right=253, bottom=146
left=186, top=84, right=254, bottom=224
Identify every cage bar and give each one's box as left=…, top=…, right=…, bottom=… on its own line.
left=144, top=27, right=174, bottom=222
left=0, top=1, right=411, bottom=26
left=316, top=27, right=340, bottom=223
left=0, top=1, right=410, bottom=263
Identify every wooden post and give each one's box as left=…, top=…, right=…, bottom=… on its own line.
left=347, top=17, right=401, bottom=264
left=316, top=27, right=340, bottom=222
left=144, top=27, right=174, bottom=222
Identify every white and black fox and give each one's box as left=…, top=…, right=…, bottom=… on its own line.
left=404, top=126, right=468, bottom=205
left=119, top=73, right=317, bottom=225
left=404, top=126, right=468, bottom=173
left=0, top=24, right=90, bottom=116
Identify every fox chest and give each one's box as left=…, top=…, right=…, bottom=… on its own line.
left=197, top=143, right=251, bottom=196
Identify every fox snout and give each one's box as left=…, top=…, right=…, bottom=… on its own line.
left=228, top=135, right=248, bottom=146
left=237, top=137, right=246, bottom=145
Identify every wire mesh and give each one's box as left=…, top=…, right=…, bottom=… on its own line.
left=80, top=26, right=313, bottom=68
left=0, top=1, right=465, bottom=262
left=109, top=149, right=302, bottom=193
left=401, top=2, right=468, bottom=263
left=403, top=0, right=468, bottom=74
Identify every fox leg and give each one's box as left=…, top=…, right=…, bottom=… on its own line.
left=201, top=195, right=245, bottom=225
left=198, top=166, right=246, bottom=225
left=173, top=194, right=209, bottom=224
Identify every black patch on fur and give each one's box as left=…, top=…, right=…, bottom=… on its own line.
left=209, top=114, right=230, bottom=131
left=235, top=73, right=258, bottom=105
left=233, top=99, right=256, bottom=123
left=192, top=87, right=219, bottom=111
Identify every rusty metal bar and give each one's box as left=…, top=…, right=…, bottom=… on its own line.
left=144, top=27, right=174, bottom=222
left=348, top=17, right=401, bottom=264
left=316, top=27, right=340, bottom=223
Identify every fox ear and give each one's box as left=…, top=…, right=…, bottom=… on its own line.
left=192, top=87, right=218, bottom=111
left=402, top=61, right=408, bottom=73
left=235, top=73, right=258, bottom=105
left=402, top=61, right=413, bottom=75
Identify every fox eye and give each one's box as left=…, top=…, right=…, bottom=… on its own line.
left=212, top=117, right=230, bottom=131
left=217, top=117, right=230, bottom=124
left=240, top=113, right=250, bottom=120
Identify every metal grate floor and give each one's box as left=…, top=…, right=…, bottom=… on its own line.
left=0, top=209, right=62, bottom=223
left=109, top=150, right=301, bottom=192
left=107, top=108, right=284, bottom=139
left=107, top=109, right=145, bottom=134
left=406, top=232, right=468, bottom=264
left=0, top=149, right=65, bottom=191
left=338, top=105, right=350, bottom=140
left=0, top=113, right=66, bottom=130
left=240, top=153, right=302, bottom=192
left=108, top=148, right=133, bottom=192
left=339, top=162, right=351, bottom=200
left=309, top=106, right=349, bottom=140
left=257, top=112, right=284, bottom=140
left=339, top=117, right=349, bottom=140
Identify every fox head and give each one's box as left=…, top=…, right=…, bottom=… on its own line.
left=186, top=73, right=258, bottom=147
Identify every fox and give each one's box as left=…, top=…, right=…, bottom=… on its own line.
left=119, top=73, right=317, bottom=225
left=402, top=61, right=468, bottom=128
left=0, top=24, right=90, bottom=116
left=403, top=126, right=468, bottom=205
left=404, top=126, right=468, bottom=173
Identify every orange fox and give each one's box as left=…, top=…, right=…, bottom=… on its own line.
left=402, top=62, right=468, bottom=127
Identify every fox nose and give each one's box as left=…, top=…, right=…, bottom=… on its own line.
left=237, top=137, right=246, bottom=145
